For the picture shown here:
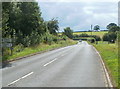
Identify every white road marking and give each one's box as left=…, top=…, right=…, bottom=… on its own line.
left=43, top=47, right=72, bottom=67
left=7, top=72, right=33, bottom=86
left=92, top=46, right=113, bottom=87
left=43, top=58, right=57, bottom=67
left=61, top=54, right=65, bottom=56
left=21, top=72, right=33, bottom=79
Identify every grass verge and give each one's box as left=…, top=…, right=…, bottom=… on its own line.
left=4, top=40, right=77, bottom=61
left=89, top=41, right=118, bottom=87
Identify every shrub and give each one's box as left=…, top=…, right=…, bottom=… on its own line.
left=92, top=35, right=101, bottom=41
left=52, top=36, right=58, bottom=43
left=91, top=39, right=95, bottom=43
left=62, top=35, right=67, bottom=41
left=108, top=32, right=117, bottom=43
left=29, top=31, right=41, bottom=46
left=103, top=32, right=117, bottom=43
left=23, top=36, right=31, bottom=47
left=79, top=33, right=89, bottom=37
left=103, top=33, right=109, bottom=41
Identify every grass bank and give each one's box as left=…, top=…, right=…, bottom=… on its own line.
left=90, top=41, right=118, bottom=87
left=3, top=40, right=77, bottom=61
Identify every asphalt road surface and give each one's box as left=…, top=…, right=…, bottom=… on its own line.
left=2, top=41, right=107, bottom=87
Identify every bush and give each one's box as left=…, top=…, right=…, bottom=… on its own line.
left=103, top=32, right=117, bottom=43
left=14, top=44, right=24, bottom=52
left=79, top=33, right=89, bottom=37
left=92, top=35, right=101, bottom=41
left=90, top=39, right=95, bottom=43
left=108, top=32, right=117, bottom=43
left=103, top=33, right=109, bottom=41
left=16, top=31, right=42, bottom=47
left=29, top=31, right=41, bottom=46
left=62, top=35, right=67, bottom=41
left=73, top=34, right=79, bottom=38
left=52, top=36, right=58, bottom=43
left=42, top=31, right=59, bottom=45
left=23, top=36, right=31, bottom=47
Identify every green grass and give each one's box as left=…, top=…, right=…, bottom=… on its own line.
left=4, top=40, right=77, bottom=61
left=73, top=31, right=108, bottom=38
left=91, top=42, right=118, bottom=87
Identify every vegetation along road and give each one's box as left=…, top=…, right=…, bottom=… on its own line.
left=1, top=1, right=119, bottom=88
left=2, top=41, right=109, bottom=87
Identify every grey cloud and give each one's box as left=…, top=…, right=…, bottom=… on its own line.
left=38, top=2, right=118, bottom=31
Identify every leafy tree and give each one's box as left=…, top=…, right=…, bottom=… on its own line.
left=103, top=33, right=109, bottom=41
left=47, top=18, right=59, bottom=35
left=94, top=25, right=100, bottom=31
left=109, top=26, right=120, bottom=32
left=103, top=33, right=117, bottom=43
left=107, top=23, right=117, bottom=30
left=64, top=27, right=73, bottom=39
left=2, top=2, right=45, bottom=47
left=18, top=2, right=44, bottom=35
left=92, top=35, right=101, bottom=41
left=108, top=32, right=117, bottom=43
left=2, top=2, right=17, bottom=38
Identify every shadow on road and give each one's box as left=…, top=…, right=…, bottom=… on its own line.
left=1, top=61, right=12, bottom=69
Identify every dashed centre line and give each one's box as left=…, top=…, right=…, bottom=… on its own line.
left=43, top=58, right=58, bottom=67
left=7, top=72, right=33, bottom=86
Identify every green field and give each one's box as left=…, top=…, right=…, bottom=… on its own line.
left=73, top=31, right=108, bottom=38
left=91, top=42, right=118, bottom=87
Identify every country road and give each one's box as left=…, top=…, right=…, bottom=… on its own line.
left=2, top=41, right=107, bottom=87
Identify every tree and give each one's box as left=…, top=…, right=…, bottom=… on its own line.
left=108, top=32, right=117, bottom=43
left=93, top=25, right=100, bottom=31
left=2, top=2, right=17, bottom=38
left=2, top=2, right=45, bottom=46
left=64, top=27, right=73, bottom=39
left=109, top=26, right=120, bottom=32
left=106, top=23, right=117, bottom=30
left=103, top=33, right=109, bottom=41
left=18, top=2, right=44, bottom=36
left=47, top=18, right=59, bottom=35
left=92, top=35, right=101, bottom=41
left=103, top=33, right=117, bottom=43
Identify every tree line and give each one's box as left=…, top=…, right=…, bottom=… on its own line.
left=2, top=2, right=120, bottom=47
left=2, top=2, right=70, bottom=48
left=72, top=23, right=120, bottom=43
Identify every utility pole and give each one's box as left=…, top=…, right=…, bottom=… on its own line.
left=91, top=25, right=93, bottom=36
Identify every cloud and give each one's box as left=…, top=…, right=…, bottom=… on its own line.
left=38, top=1, right=118, bottom=31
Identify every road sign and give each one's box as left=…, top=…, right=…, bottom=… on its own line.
left=2, top=43, right=12, bottom=47
left=2, top=38, right=12, bottom=43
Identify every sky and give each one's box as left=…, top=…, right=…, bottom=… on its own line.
left=37, top=0, right=119, bottom=32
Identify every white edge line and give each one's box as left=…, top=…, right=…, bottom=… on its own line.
left=43, top=58, right=57, bottom=67
left=92, top=46, right=113, bottom=87
left=7, top=72, right=33, bottom=86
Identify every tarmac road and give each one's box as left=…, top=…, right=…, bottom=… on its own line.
left=2, top=41, right=107, bottom=87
